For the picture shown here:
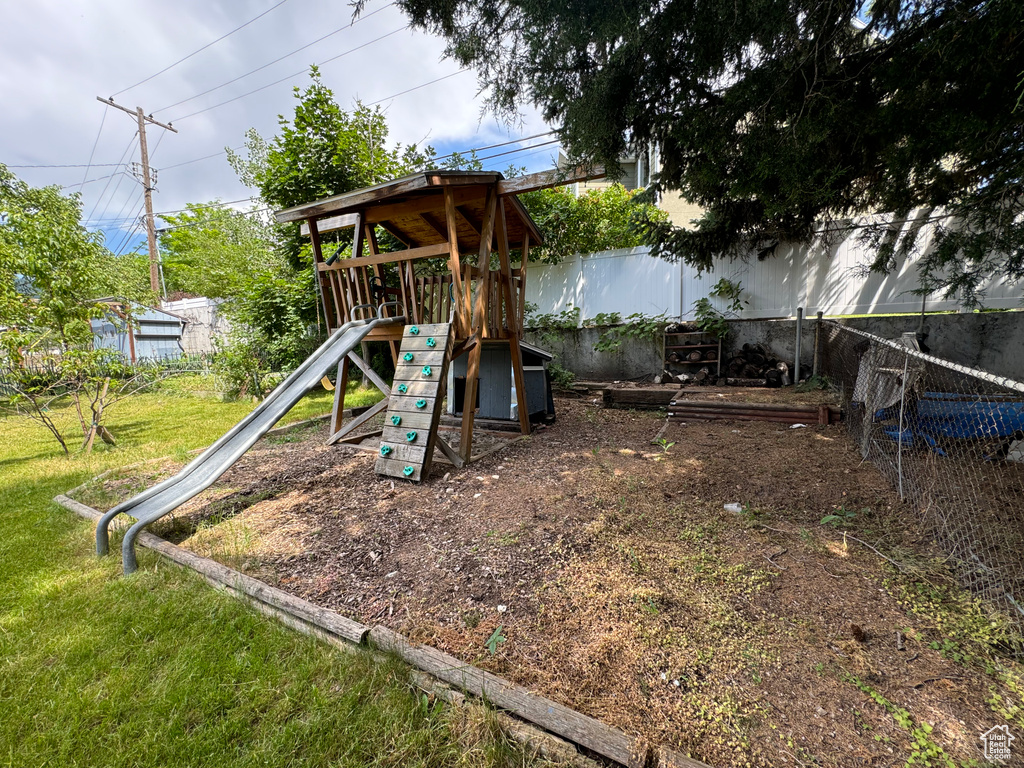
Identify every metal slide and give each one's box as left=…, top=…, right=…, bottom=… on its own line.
left=97, top=306, right=403, bottom=574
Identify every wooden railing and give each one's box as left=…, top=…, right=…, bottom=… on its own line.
left=320, top=261, right=525, bottom=342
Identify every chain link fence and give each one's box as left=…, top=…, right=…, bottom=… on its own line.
left=818, top=320, right=1024, bottom=648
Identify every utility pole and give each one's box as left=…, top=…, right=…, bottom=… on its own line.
left=96, top=97, right=178, bottom=295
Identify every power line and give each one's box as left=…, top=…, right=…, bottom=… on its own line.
left=155, top=4, right=394, bottom=114
left=92, top=139, right=559, bottom=227
left=482, top=144, right=561, bottom=172
left=111, top=0, right=294, bottom=98
left=160, top=146, right=244, bottom=171
left=170, top=26, right=408, bottom=122
left=425, top=135, right=558, bottom=167
left=473, top=139, right=559, bottom=164
left=114, top=211, right=147, bottom=256
left=366, top=69, right=471, bottom=106
left=86, top=134, right=139, bottom=223
left=7, top=162, right=124, bottom=169
left=77, top=106, right=108, bottom=193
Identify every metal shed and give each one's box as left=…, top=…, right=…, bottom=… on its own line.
left=91, top=299, right=186, bottom=362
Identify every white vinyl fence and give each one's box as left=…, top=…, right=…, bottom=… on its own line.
left=525, top=230, right=1022, bottom=323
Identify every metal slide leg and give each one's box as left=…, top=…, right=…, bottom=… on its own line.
left=96, top=506, right=124, bottom=555
left=121, top=519, right=147, bottom=575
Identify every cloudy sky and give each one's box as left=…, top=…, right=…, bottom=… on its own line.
left=1, top=0, right=556, bottom=254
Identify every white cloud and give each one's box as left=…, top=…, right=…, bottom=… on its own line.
left=0, top=0, right=552, bottom=250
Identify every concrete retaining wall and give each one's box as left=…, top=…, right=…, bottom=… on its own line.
left=524, top=327, right=663, bottom=381
left=529, top=311, right=1024, bottom=383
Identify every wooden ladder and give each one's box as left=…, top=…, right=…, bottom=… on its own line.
left=375, top=322, right=457, bottom=482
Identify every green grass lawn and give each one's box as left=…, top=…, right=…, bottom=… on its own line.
left=0, top=384, right=537, bottom=768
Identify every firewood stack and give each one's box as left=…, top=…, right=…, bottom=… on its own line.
left=723, top=343, right=792, bottom=388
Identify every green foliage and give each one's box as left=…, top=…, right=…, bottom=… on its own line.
left=518, top=184, right=667, bottom=264
left=397, top=0, right=1024, bottom=306
left=484, top=625, right=507, bottom=655
left=710, top=278, right=746, bottom=314
left=547, top=361, right=575, bottom=389
left=692, top=299, right=729, bottom=340
left=0, top=164, right=123, bottom=345
left=158, top=203, right=278, bottom=300
left=592, top=312, right=668, bottom=352
left=796, top=374, right=832, bottom=392
left=820, top=506, right=859, bottom=528
left=692, top=279, right=746, bottom=340
left=844, top=674, right=956, bottom=767
left=524, top=303, right=581, bottom=330
left=0, top=165, right=159, bottom=452
left=228, top=68, right=430, bottom=265
left=0, top=394, right=533, bottom=768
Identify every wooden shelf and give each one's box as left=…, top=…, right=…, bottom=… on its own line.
left=663, top=330, right=722, bottom=378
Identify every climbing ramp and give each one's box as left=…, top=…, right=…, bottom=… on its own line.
left=375, top=322, right=455, bottom=482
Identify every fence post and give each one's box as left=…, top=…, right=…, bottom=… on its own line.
left=896, top=352, right=909, bottom=500
left=812, top=311, right=823, bottom=379
left=794, top=307, right=803, bottom=385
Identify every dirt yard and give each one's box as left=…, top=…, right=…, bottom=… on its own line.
left=80, top=395, right=1024, bottom=767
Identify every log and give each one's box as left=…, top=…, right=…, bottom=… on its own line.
left=686, top=351, right=703, bottom=362
left=726, top=377, right=768, bottom=387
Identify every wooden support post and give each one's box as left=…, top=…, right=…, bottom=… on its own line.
left=496, top=204, right=531, bottom=435
left=460, top=335, right=482, bottom=461
left=518, top=234, right=530, bottom=330
left=307, top=218, right=333, bottom=330
left=443, top=189, right=469, bottom=338
left=474, top=189, right=497, bottom=339
left=364, top=224, right=399, bottom=363
left=330, top=357, right=350, bottom=435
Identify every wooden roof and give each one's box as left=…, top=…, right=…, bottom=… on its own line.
left=275, top=169, right=545, bottom=251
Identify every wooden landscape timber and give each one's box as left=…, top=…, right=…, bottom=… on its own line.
left=668, top=397, right=842, bottom=425
left=57, top=491, right=710, bottom=768
left=603, top=387, right=677, bottom=410
left=277, top=168, right=601, bottom=467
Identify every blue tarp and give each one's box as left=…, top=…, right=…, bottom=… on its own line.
left=874, top=393, right=1024, bottom=451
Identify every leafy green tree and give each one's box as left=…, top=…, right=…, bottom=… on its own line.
left=519, top=183, right=667, bottom=263
left=1, top=164, right=112, bottom=346
left=92, top=250, right=152, bottom=303
left=158, top=203, right=278, bottom=300
left=228, top=67, right=430, bottom=263
left=0, top=164, right=157, bottom=452
left=392, top=0, right=1024, bottom=306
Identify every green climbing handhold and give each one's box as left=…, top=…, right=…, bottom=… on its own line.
left=380, top=444, right=393, bottom=457
left=426, top=337, right=436, bottom=347
left=410, top=326, right=420, bottom=335
left=397, top=383, right=408, bottom=394
left=403, top=466, right=415, bottom=477
left=422, top=366, right=432, bottom=377
left=403, top=352, right=414, bottom=362
left=391, top=415, right=402, bottom=426
left=415, top=399, right=427, bottom=409
left=406, top=430, right=418, bottom=443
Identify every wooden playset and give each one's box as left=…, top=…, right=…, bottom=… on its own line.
left=274, top=167, right=595, bottom=481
